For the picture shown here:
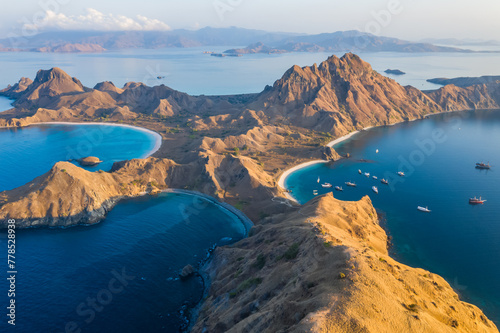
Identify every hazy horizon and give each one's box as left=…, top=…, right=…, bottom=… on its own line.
left=0, top=0, right=499, bottom=42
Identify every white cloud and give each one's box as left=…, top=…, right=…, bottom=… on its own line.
left=23, top=8, right=171, bottom=32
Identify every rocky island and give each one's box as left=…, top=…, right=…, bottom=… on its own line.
left=1, top=53, right=499, bottom=332
left=385, top=69, right=406, bottom=75
left=77, top=156, right=103, bottom=166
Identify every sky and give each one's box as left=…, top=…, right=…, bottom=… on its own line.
left=1, top=0, right=499, bottom=41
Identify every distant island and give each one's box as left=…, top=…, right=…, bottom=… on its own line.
left=427, top=75, right=500, bottom=87
left=384, top=69, right=406, bottom=75
left=224, top=30, right=476, bottom=55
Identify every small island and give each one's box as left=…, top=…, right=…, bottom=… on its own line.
left=77, top=156, right=103, bottom=166
left=384, top=69, right=406, bottom=75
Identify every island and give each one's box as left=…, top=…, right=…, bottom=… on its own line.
left=1, top=53, right=499, bottom=332
left=77, top=156, right=103, bottom=166
left=427, top=75, right=500, bottom=87
left=384, top=69, right=406, bottom=75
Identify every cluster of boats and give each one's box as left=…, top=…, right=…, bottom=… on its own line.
left=313, top=163, right=489, bottom=211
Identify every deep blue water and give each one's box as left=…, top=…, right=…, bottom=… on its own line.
left=0, top=124, right=159, bottom=191
left=285, top=109, right=500, bottom=323
left=0, top=192, right=247, bottom=332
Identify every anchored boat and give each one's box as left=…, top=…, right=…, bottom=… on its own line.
left=335, top=186, right=343, bottom=191
left=398, top=171, right=405, bottom=177
left=372, top=186, right=378, bottom=194
left=469, top=197, right=486, bottom=205
left=417, top=206, right=431, bottom=213
left=475, top=162, right=491, bottom=170
left=321, top=183, right=333, bottom=188
left=381, top=179, right=389, bottom=185
left=345, top=181, right=357, bottom=187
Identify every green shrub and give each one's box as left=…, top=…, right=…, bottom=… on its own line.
left=253, top=254, right=266, bottom=270
left=283, top=243, right=300, bottom=260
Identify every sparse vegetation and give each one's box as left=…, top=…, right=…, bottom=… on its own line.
left=279, top=242, right=300, bottom=260
left=253, top=254, right=266, bottom=270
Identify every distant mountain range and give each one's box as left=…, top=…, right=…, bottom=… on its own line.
left=0, top=27, right=298, bottom=53
left=224, top=31, right=476, bottom=54
left=0, top=27, right=491, bottom=54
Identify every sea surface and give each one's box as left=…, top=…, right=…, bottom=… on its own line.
left=0, top=124, right=158, bottom=191
left=0, top=192, right=247, bottom=332
left=1, top=48, right=500, bottom=95
left=285, top=109, right=500, bottom=323
left=0, top=96, right=13, bottom=112
left=0, top=124, right=248, bottom=332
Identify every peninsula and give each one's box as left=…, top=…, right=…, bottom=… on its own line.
left=1, top=53, right=499, bottom=332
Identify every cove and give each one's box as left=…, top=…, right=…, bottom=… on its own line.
left=0, top=123, right=251, bottom=331
left=0, top=192, right=248, bottom=332
left=0, top=123, right=161, bottom=191
left=284, top=109, right=500, bottom=323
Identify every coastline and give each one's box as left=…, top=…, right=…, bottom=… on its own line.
left=30, top=121, right=163, bottom=158
left=277, top=125, right=376, bottom=201
left=161, top=189, right=254, bottom=235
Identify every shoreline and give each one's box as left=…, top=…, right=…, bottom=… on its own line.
left=161, top=189, right=254, bottom=235
left=30, top=121, right=163, bottom=158
left=277, top=125, right=376, bottom=202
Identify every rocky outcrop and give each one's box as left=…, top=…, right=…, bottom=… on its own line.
left=426, top=84, right=500, bottom=111
left=77, top=156, right=103, bottom=166
left=0, top=152, right=281, bottom=227
left=192, top=194, right=498, bottom=333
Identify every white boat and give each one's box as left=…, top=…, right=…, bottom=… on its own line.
left=335, top=186, right=343, bottom=191
left=372, top=186, right=378, bottom=194
left=398, top=171, right=405, bottom=177
left=321, top=183, right=333, bottom=188
left=317, top=177, right=320, bottom=183
left=417, top=206, right=431, bottom=213
left=364, top=172, right=370, bottom=177
left=345, top=181, right=357, bottom=187
left=376, top=149, right=379, bottom=153
left=381, top=179, right=389, bottom=185
left=313, top=190, right=318, bottom=196
left=372, top=176, right=378, bottom=180
left=358, top=169, right=362, bottom=174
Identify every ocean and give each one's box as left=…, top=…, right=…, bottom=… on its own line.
left=285, top=109, right=500, bottom=323
left=1, top=48, right=500, bottom=95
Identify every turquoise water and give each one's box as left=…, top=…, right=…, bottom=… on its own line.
left=0, top=96, right=13, bottom=111
left=2, top=49, right=500, bottom=95
left=0, top=124, right=158, bottom=191
left=0, top=192, right=247, bottom=332
left=285, top=109, right=500, bottom=323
